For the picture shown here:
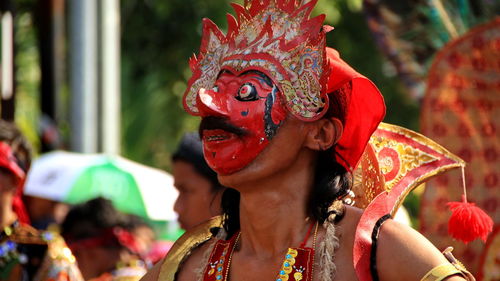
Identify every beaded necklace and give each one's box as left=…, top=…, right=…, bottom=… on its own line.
left=203, top=222, right=319, bottom=281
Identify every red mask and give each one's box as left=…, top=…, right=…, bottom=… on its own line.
left=197, top=70, right=287, bottom=175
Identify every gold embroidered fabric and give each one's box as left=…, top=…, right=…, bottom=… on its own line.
left=349, top=122, right=464, bottom=214
left=158, top=217, right=223, bottom=281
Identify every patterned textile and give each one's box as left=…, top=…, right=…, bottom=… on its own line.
left=350, top=123, right=464, bottom=281
left=34, top=231, right=83, bottom=281
left=0, top=222, right=83, bottom=281
left=419, top=18, right=500, bottom=277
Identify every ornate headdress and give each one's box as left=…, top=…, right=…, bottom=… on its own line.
left=184, top=0, right=330, bottom=121
left=184, top=0, right=386, bottom=172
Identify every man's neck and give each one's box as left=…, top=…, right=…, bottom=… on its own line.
left=233, top=150, right=316, bottom=258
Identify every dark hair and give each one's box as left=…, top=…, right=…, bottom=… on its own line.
left=125, top=214, right=151, bottom=231
left=172, top=132, right=224, bottom=192
left=221, top=82, right=353, bottom=238
left=61, top=197, right=129, bottom=248
left=0, top=120, right=32, bottom=172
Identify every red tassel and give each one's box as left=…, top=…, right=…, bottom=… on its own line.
left=447, top=195, right=493, bottom=244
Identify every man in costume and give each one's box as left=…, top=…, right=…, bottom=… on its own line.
left=142, top=0, right=475, bottom=280
left=172, top=133, right=224, bottom=231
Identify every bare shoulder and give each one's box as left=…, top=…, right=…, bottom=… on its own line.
left=336, top=205, right=363, bottom=249
left=376, top=219, right=466, bottom=281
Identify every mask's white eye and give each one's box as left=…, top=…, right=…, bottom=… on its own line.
left=212, top=85, right=219, bottom=93
left=237, top=83, right=258, bottom=101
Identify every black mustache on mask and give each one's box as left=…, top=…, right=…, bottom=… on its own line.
left=199, top=116, right=249, bottom=138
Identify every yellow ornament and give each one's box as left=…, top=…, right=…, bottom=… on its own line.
left=294, top=272, right=303, bottom=281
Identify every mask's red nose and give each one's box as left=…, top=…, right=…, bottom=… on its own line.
left=196, top=88, right=229, bottom=117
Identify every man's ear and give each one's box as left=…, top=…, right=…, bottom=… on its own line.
left=304, top=117, right=343, bottom=151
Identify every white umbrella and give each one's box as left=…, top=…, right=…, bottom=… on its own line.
left=24, top=151, right=178, bottom=221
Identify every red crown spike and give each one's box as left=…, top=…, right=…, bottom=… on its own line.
left=247, top=17, right=274, bottom=47
left=189, top=54, right=198, bottom=72
left=249, top=0, right=269, bottom=17
left=280, top=15, right=325, bottom=50
left=199, top=18, right=225, bottom=54
left=230, top=3, right=251, bottom=23
left=291, top=0, right=316, bottom=18
left=303, top=15, right=325, bottom=35
left=279, top=0, right=296, bottom=13
left=226, top=13, right=239, bottom=40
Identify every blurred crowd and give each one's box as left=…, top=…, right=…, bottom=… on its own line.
left=0, top=120, right=223, bottom=281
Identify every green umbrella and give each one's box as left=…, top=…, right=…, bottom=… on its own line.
left=24, top=151, right=178, bottom=222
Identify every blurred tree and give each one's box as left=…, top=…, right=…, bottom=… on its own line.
left=121, top=0, right=233, bottom=170
left=11, top=0, right=41, bottom=152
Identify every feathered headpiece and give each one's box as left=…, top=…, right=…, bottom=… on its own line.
left=184, top=0, right=331, bottom=121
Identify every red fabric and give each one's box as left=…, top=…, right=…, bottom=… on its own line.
left=325, top=48, right=386, bottom=172
left=0, top=142, right=25, bottom=180
left=0, top=142, right=30, bottom=224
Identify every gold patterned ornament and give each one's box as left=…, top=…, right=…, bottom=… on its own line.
left=352, top=123, right=466, bottom=281
left=349, top=122, right=464, bottom=214
left=293, top=265, right=305, bottom=281
left=208, top=261, right=218, bottom=275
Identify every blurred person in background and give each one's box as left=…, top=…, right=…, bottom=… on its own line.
left=0, top=120, right=82, bottom=281
left=126, top=215, right=156, bottom=258
left=24, top=195, right=69, bottom=230
left=171, top=133, right=224, bottom=231
left=125, top=214, right=164, bottom=265
left=61, top=197, right=147, bottom=281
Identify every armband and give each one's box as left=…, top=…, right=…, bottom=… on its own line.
left=420, top=247, right=475, bottom=281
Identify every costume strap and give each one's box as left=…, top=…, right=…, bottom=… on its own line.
left=299, top=221, right=315, bottom=248
left=420, top=247, right=475, bottom=281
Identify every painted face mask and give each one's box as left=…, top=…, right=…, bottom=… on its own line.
left=184, top=0, right=329, bottom=174
left=198, top=70, right=287, bottom=174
